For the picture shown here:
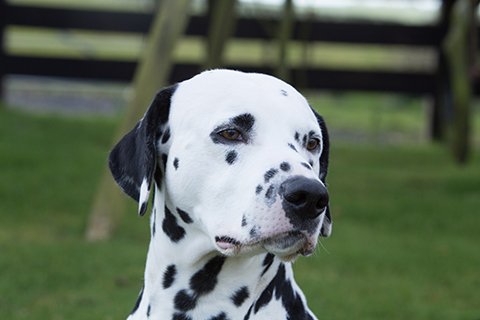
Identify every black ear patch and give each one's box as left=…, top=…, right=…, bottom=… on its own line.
left=108, top=84, right=177, bottom=216
left=310, top=108, right=329, bottom=184
left=310, top=107, right=332, bottom=237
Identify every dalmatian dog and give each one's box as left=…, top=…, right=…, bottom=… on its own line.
left=109, top=69, right=332, bottom=320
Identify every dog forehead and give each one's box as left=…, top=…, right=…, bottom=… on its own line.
left=169, top=70, right=315, bottom=130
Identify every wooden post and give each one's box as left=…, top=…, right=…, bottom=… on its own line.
left=0, top=0, right=6, bottom=102
left=202, top=0, right=237, bottom=71
left=275, top=0, right=295, bottom=83
left=85, top=0, right=191, bottom=241
left=429, top=0, right=456, bottom=141
left=295, top=12, right=314, bottom=90
left=442, top=0, right=477, bottom=163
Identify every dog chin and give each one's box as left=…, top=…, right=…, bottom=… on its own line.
left=263, top=232, right=316, bottom=262
left=215, top=231, right=317, bottom=262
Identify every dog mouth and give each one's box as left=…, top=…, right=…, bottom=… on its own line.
left=215, top=231, right=316, bottom=261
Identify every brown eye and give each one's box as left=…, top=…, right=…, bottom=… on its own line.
left=221, top=129, right=241, bottom=140
left=307, top=138, right=319, bottom=151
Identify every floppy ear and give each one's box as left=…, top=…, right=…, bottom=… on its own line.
left=108, top=84, right=177, bottom=216
left=311, top=108, right=332, bottom=238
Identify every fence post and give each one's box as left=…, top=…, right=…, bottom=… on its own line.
left=275, top=0, right=294, bottom=83
left=85, top=0, right=192, bottom=241
left=202, top=0, right=237, bottom=71
left=442, top=0, right=477, bottom=163
left=429, top=0, right=456, bottom=141
left=0, top=0, right=6, bottom=102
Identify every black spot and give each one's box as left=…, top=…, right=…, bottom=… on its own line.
left=265, top=185, right=275, bottom=200
left=189, top=256, right=226, bottom=295
left=173, top=158, right=179, bottom=170
left=255, top=185, right=263, bottom=195
left=249, top=226, right=259, bottom=238
left=161, top=127, right=171, bottom=144
left=152, top=208, right=156, bottom=236
left=154, top=163, right=163, bottom=188
left=173, top=312, right=192, bottom=320
left=309, top=160, right=314, bottom=167
left=130, top=283, right=144, bottom=315
left=226, top=150, right=238, bottom=165
left=241, top=215, right=247, bottom=227
left=163, top=207, right=186, bottom=243
left=177, top=208, right=193, bottom=224
left=261, top=253, right=275, bottom=276
left=147, top=304, right=151, bottom=317
left=281, top=89, right=288, bottom=96
left=162, top=154, right=168, bottom=172
left=280, top=162, right=291, bottom=172
left=208, top=312, right=228, bottom=320
left=244, top=305, right=253, bottom=320
left=264, top=168, right=278, bottom=183
left=231, top=113, right=256, bottom=133
left=302, top=134, right=308, bottom=147
left=162, top=264, right=177, bottom=289
left=139, top=201, right=148, bottom=217
left=174, top=289, right=197, bottom=311
left=254, top=264, right=306, bottom=317
left=254, top=279, right=273, bottom=313
left=288, top=143, right=298, bottom=152
left=294, top=132, right=300, bottom=142
left=231, top=286, right=250, bottom=307
left=301, top=162, right=312, bottom=170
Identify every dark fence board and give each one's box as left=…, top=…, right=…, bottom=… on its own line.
left=5, top=6, right=153, bottom=33
left=3, top=55, right=447, bottom=94
left=3, top=56, right=137, bottom=80
left=5, top=4, right=451, bottom=46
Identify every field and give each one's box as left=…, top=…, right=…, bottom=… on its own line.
left=1, top=98, right=479, bottom=319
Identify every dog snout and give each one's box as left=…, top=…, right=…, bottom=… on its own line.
left=279, top=176, right=329, bottom=220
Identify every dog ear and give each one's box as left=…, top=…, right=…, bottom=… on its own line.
left=320, top=206, right=332, bottom=237
left=311, top=107, right=332, bottom=237
left=311, top=109, right=329, bottom=184
left=108, top=84, right=177, bottom=216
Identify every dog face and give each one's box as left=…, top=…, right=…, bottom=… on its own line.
left=109, top=70, right=331, bottom=262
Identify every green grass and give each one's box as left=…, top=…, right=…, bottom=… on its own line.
left=1, top=106, right=479, bottom=319
left=294, top=143, right=480, bottom=319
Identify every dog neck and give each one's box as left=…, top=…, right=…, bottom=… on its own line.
left=127, top=185, right=292, bottom=320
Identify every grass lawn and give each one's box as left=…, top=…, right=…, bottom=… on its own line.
left=0, top=105, right=479, bottom=320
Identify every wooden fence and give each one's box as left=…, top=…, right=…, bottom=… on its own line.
left=2, top=1, right=477, bottom=95
left=1, top=0, right=479, bottom=163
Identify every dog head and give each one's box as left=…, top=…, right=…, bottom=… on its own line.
left=109, top=70, right=331, bottom=261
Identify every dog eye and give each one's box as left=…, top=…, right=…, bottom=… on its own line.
left=220, top=129, right=241, bottom=141
left=306, top=138, right=319, bottom=151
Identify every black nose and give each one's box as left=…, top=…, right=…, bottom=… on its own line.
left=279, top=176, right=329, bottom=220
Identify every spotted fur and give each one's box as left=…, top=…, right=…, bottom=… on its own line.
left=107, top=70, right=332, bottom=320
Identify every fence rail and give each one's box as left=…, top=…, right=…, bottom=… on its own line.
left=0, top=1, right=478, bottom=95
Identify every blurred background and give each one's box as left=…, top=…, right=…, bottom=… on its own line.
left=0, top=0, right=479, bottom=319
